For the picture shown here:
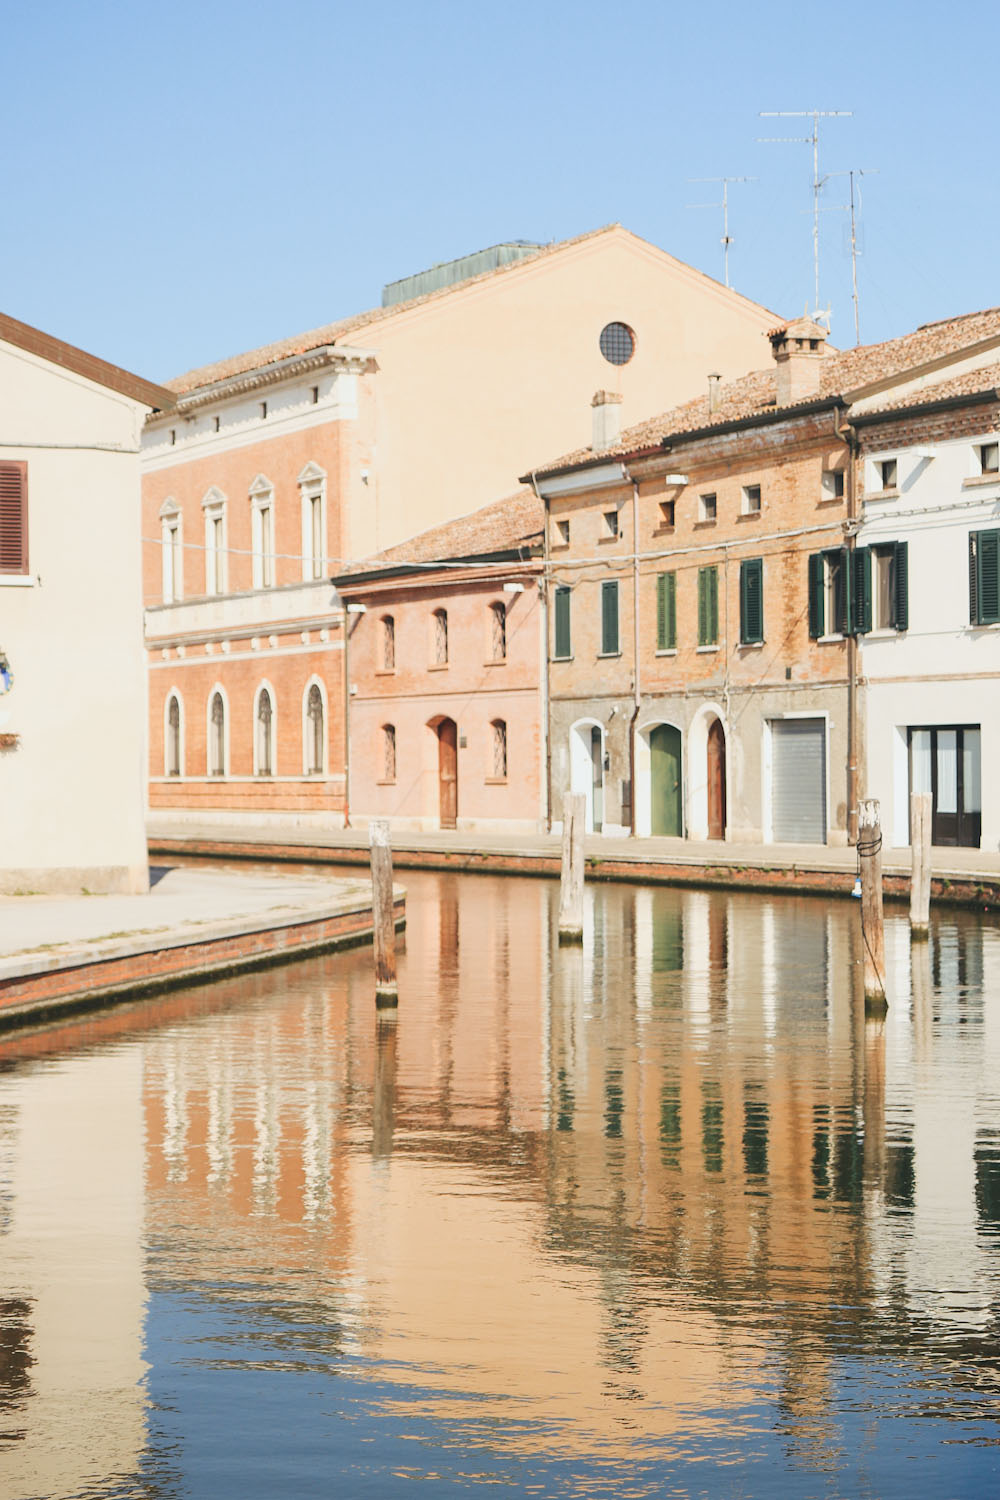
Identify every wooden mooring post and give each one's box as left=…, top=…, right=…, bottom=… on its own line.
left=558, top=794, right=585, bottom=944
left=909, top=791, right=932, bottom=939
left=858, top=798, right=887, bottom=1014
left=369, top=819, right=398, bottom=1006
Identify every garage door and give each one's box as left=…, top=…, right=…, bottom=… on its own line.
left=771, top=719, right=826, bottom=843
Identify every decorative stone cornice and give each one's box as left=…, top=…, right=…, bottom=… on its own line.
left=144, top=346, right=374, bottom=427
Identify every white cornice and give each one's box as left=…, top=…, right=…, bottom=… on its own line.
left=144, top=344, right=375, bottom=425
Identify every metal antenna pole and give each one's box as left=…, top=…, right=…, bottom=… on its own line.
left=758, top=110, right=852, bottom=318
left=819, top=167, right=879, bottom=345
left=686, top=176, right=757, bottom=287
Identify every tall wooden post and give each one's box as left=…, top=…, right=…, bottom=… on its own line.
left=369, top=819, right=398, bottom=1006
left=909, top=791, right=932, bottom=938
left=858, top=797, right=887, bottom=1014
left=558, top=793, right=585, bottom=943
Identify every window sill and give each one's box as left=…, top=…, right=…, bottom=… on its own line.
left=862, top=488, right=900, bottom=501
left=427, top=662, right=449, bottom=671
left=653, top=524, right=675, bottom=536
left=376, top=779, right=397, bottom=787
left=737, top=511, right=761, bottom=522
left=962, top=474, right=1000, bottom=489
left=597, top=534, right=621, bottom=545
left=738, top=640, right=764, bottom=649
left=864, top=627, right=901, bottom=639
left=550, top=542, right=571, bottom=552
left=694, top=519, right=717, bottom=530
left=484, top=777, right=508, bottom=786
left=598, top=650, right=622, bottom=658
left=551, top=654, right=573, bottom=663
left=483, top=659, right=507, bottom=667
left=375, top=668, right=396, bottom=677
left=655, top=648, right=677, bottom=657
left=817, top=634, right=844, bottom=644
left=0, top=574, right=35, bottom=588
left=696, top=644, right=720, bottom=653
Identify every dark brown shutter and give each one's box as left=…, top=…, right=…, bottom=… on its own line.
left=0, top=462, right=27, bottom=573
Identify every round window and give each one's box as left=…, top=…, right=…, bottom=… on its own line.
left=599, top=322, right=636, bottom=366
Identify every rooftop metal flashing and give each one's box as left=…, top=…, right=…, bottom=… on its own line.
left=381, top=242, right=544, bottom=306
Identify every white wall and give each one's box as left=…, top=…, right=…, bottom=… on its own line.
left=0, top=338, right=152, bottom=891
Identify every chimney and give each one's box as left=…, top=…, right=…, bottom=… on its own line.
left=591, top=389, right=623, bottom=452
left=768, top=316, right=829, bottom=407
left=707, top=372, right=722, bottom=414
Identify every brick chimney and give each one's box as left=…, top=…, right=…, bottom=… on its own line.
left=591, top=389, right=623, bottom=451
left=769, top=316, right=829, bottom=407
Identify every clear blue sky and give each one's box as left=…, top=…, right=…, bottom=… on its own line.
left=4, top=0, right=996, bottom=382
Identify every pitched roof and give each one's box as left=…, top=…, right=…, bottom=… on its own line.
left=0, top=311, right=175, bottom=411
left=529, top=305, right=1000, bottom=476
left=856, top=360, right=1000, bottom=418
left=334, top=488, right=542, bottom=584
left=166, top=225, right=626, bottom=395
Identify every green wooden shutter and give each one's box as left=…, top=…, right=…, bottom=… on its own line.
left=979, top=529, right=1000, bottom=624
left=740, top=558, right=763, bottom=643
left=807, top=553, right=824, bottom=638
left=697, top=568, right=708, bottom=646
left=852, top=547, right=871, bottom=634
left=893, top=541, right=908, bottom=630
left=709, top=566, right=719, bottom=643
left=665, top=571, right=676, bottom=649
left=835, top=547, right=852, bottom=635
left=601, top=579, right=619, bottom=653
left=969, top=533, right=979, bottom=624
left=656, top=572, right=676, bottom=650
left=554, top=585, right=571, bottom=657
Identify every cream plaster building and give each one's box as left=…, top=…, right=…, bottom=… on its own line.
left=0, top=314, right=173, bottom=893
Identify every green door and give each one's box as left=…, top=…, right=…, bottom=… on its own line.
left=650, top=724, right=682, bottom=836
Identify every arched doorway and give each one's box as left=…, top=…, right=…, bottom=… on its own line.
left=570, top=721, right=604, bottom=833
left=436, top=718, right=458, bottom=828
left=707, top=718, right=727, bottom=840
left=650, top=724, right=683, bottom=836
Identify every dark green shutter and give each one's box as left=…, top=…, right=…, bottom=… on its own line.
left=807, top=553, right=824, bottom=638
left=852, top=547, right=871, bottom=635
left=740, top=558, right=763, bottom=644
left=697, top=568, right=708, bottom=645
left=698, top=566, right=718, bottom=646
left=709, top=567, right=719, bottom=643
left=656, top=572, right=676, bottom=650
left=601, top=579, right=619, bottom=653
left=893, top=541, right=908, bottom=630
left=969, top=534, right=979, bottom=624
left=554, top=585, right=571, bottom=657
left=835, top=547, right=851, bottom=635
left=980, top=530, right=1000, bottom=623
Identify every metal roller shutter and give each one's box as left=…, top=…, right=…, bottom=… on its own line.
left=771, top=719, right=826, bottom=843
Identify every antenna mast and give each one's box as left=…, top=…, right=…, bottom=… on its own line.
left=686, top=175, right=757, bottom=287
left=758, top=109, right=852, bottom=318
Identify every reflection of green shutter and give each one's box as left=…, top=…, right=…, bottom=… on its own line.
left=893, top=541, right=908, bottom=630
left=807, top=552, right=824, bottom=638
left=740, top=558, right=763, bottom=643
left=852, top=546, right=871, bottom=634
left=554, top=586, right=571, bottom=657
left=601, top=579, right=619, bottom=653
left=656, top=572, right=676, bottom=650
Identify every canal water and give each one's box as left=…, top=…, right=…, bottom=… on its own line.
left=2, top=869, right=1000, bottom=1499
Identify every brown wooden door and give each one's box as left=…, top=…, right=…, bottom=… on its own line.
left=707, top=719, right=726, bottom=840
left=438, top=718, right=458, bottom=828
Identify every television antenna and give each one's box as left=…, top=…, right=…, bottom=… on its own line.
left=758, top=109, right=852, bottom=318
left=686, top=175, right=757, bottom=288
left=815, top=168, right=878, bottom=344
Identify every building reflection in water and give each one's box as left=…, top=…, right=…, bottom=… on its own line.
left=2, top=874, right=1000, bottom=1495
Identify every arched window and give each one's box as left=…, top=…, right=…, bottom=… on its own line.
left=433, top=609, right=448, bottom=665
left=256, top=688, right=274, bottom=776
left=209, top=692, right=226, bottom=776
left=160, top=501, right=182, bottom=603
left=491, top=719, right=508, bottom=780
left=166, top=694, right=182, bottom=776
left=382, top=615, right=395, bottom=670
left=306, top=684, right=324, bottom=775
left=382, top=724, right=397, bottom=783
left=490, top=602, right=506, bottom=661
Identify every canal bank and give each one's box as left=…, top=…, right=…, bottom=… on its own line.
left=148, top=821, right=1000, bottom=912
left=0, top=864, right=403, bottom=1032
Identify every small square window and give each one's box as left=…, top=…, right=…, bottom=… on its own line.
left=979, top=442, right=999, bottom=475
left=603, top=509, right=619, bottom=539
left=260, top=401, right=268, bottom=420
left=214, top=415, right=221, bottom=433
left=659, top=499, right=675, bottom=528
left=699, top=492, right=717, bottom=523
left=742, top=484, right=761, bottom=515
left=311, top=386, right=320, bottom=405
left=822, top=469, right=845, bottom=499
left=879, top=458, right=897, bottom=490
left=555, top=518, right=570, bottom=546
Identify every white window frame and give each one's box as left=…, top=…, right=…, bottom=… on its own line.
left=741, top=483, right=762, bottom=515
left=249, top=474, right=275, bottom=590
left=164, top=688, right=184, bottom=776
left=298, top=462, right=327, bottom=582
left=159, top=499, right=183, bottom=602
left=302, top=677, right=327, bottom=775
left=202, top=487, right=227, bottom=595
left=206, top=685, right=229, bottom=777
left=253, top=680, right=277, bottom=777
left=699, top=491, right=717, bottom=523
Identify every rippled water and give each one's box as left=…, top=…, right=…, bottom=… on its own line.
left=2, top=870, right=1000, bottom=1498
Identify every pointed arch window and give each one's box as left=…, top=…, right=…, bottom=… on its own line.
left=160, top=500, right=182, bottom=602
left=202, top=488, right=227, bottom=595
left=166, top=694, right=182, bottom=776
left=433, top=609, right=448, bottom=665
left=382, top=615, right=395, bottom=671
left=298, top=463, right=327, bottom=581
left=249, top=475, right=275, bottom=589
left=382, top=724, right=397, bottom=783
left=491, top=719, right=508, bottom=780
left=255, top=688, right=274, bottom=776
left=306, top=684, right=324, bottom=775
left=209, top=692, right=226, bottom=776
left=490, top=602, right=506, bottom=661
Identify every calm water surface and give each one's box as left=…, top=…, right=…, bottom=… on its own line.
left=2, top=870, right=1000, bottom=1498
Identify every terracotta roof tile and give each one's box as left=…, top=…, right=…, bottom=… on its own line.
left=857, top=360, right=1000, bottom=416
left=335, top=489, right=542, bottom=581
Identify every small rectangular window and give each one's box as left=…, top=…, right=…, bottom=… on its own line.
left=601, top=580, right=619, bottom=654
left=170, top=429, right=177, bottom=446
left=699, top=492, right=717, bottom=523
left=879, top=458, right=897, bottom=490
left=383, top=724, right=397, bottom=782
left=742, top=484, right=761, bottom=515
left=555, top=518, right=570, bottom=547
left=979, top=442, right=999, bottom=475
left=659, top=499, right=675, bottom=528
left=603, top=509, right=619, bottom=539
left=697, top=566, right=719, bottom=646
left=554, top=585, right=571, bottom=658
left=213, top=415, right=221, bottom=433
left=260, top=401, right=268, bottom=420
left=311, top=386, right=320, bottom=404
left=822, top=469, right=845, bottom=499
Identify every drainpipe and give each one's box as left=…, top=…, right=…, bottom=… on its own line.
left=628, top=475, right=641, bottom=836
left=532, top=473, right=554, bottom=832
left=841, top=407, right=859, bottom=845
left=341, top=603, right=352, bottom=828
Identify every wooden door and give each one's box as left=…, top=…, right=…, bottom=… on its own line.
left=650, top=724, right=682, bottom=836
left=707, top=719, right=727, bottom=840
left=438, top=718, right=458, bottom=828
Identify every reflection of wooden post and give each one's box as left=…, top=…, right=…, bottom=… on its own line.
left=369, top=820, right=398, bottom=1006
left=909, top=791, right=932, bottom=938
left=911, top=933, right=933, bottom=1061
left=863, top=1015, right=886, bottom=1190
left=373, top=1014, right=397, bottom=1158
left=558, top=794, right=585, bottom=943
left=859, top=798, right=887, bottom=1013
